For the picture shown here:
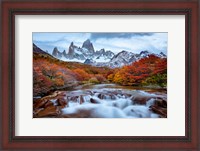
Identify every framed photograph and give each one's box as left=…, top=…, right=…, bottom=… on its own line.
left=1, top=0, right=199, bottom=150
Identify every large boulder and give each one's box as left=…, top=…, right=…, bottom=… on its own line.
left=130, top=95, right=151, bottom=105
left=150, top=106, right=167, bottom=118
left=33, top=99, right=49, bottom=109
left=57, top=98, right=67, bottom=107
left=37, top=106, right=61, bottom=117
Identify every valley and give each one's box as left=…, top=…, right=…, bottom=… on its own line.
left=33, top=39, right=167, bottom=118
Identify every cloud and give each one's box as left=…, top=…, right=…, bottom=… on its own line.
left=90, top=33, right=154, bottom=40
left=33, top=33, right=66, bottom=42
left=62, top=33, right=91, bottom=42
left=33, top=32, right=91, bottom=42
left=93, top=33, right=167, bottom=54
left=33, top=33, right=91, bottom=51
left=33, top=32, right=167, bottom=54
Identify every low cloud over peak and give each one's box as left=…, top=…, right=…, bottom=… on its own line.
left=33, top=32, right=167, bottom=54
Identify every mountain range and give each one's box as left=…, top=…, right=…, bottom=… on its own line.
left=52, top=39, right=115, bottom=63
left=35, top=39, right=166, bottom=68
left=95, top=50, right=167, bottom=68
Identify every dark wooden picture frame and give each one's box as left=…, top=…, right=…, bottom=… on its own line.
left=1, top=0, right=199, bottom=150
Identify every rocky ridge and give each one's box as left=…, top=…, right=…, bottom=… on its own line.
left=51, top=39, right=166, bottom=68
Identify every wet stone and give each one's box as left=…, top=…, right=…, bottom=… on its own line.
left=33, top=108, right=44, bottom=116
left=33, top=86, right=167, bottom=118
left=57, top=98, right=67, bottom=106
left=154, top=99, right=167, bottom=108
left=37, top=106, right=61, bottom=117
left=90, top=98, right=100, bottom=104
left=79, top=95, right=85, bottom=104
left=44, top=101, right=54, bottom=108
left=69, top=96, right=79, bottom=102
left=131, top=95, right=150, bottom=105
left=86, top=90, right=94, bottom=95
left=34, top=99, right=49, bottom=109
left=150, top=106, right=167, bottom=118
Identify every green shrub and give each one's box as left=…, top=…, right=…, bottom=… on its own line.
left=88, top=77, right=100, bottom=84
left=142, top=73, right=167, bottom=87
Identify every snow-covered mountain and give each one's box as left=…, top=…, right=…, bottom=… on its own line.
left=52, top=39, right=115, bottom=63
left=85, top=50, right=166, bottom=68
left=108, top=50, right=136, bottom=68
left=51, top=39, right=166, bottom=68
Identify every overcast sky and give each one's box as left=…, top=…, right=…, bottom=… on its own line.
left=33, top=32, right=167, bottom=54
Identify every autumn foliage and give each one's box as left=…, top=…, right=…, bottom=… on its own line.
left=107, top=55, right=167, bottom=87
left=33, top=52, right=167, bottom=97
left=73, top=69, right=91, bottom=81
left=33, top=53, right=110, bottom=96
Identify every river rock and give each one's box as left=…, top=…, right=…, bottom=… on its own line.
left=154, top=99, right=167, bottom=108
left=79, top=95, right=85, bottom=104
left=57, top=98, right=67, bottom=106
left=33, top=99, right=49, bottom=109
left=57, top=91, right=67, bottom=96
left=150, top=106, right=167, bottom=118
left=86, top=90, right=94, bottom=95
left=44, top=101, right=54, bottom=108
left=97, top=93, right=105, bottom=99
left=33, top=86, right=167, bottom=118
left=69, top=96, right=79, bottom=102
left=110, top=94, right=117, bottom=99
left=112, top=90, right=123, bottom=95
left=33, top=98, right=41, bottom=103
left=61, top=109, right=92, bottom=118
left=131, top=91, right=166, bottom=106
left=150, top=98, right=167, bottom=118
left=131, top=95, right=151, bottom=105
left=37, top=106, right=61, bottom=117
left=33, top=91, right=64, bottom=109
left=97, top=93, right=116, bottom=100
left=43, top=91, right=61, bottom=100
left=123, top=93, right=132, bottom=98
left=33, top=108, right=44, bottom=116
left=90, top=98, right=100, bottom=104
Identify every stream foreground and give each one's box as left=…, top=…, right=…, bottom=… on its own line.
left=33, top=84, right=167, bottom=118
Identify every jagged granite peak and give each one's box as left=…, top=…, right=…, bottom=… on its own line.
left=139, top=50, right=150, bottom=56
left=111, top=50, right=133, bottom=61
left=109, top=50, right=135, bottom=68
left=82, top=39, right=95, bottom=54
left=62, top=50, right=67, bottom=54
left=53, top=47, right=58, bottom=53
left=68, top=42, right=76, bottom=56
left=67, top=42, right=86, bottom=60
left=48, top=39, right=167, bottom=68
left=95, top=49, right=104, bottom=55
left=135, top=50, right=151, bottom=59
left=100, top=48, right=105, bottom=53
left=62, top=50, right=68, bottom=58
left=140, top=50, right=149, bottom=54
left=94, top=48, right=115, bottom=62
left=104, top=50, right=114, bottom=57
left=52, top=47, right=62, bottom=58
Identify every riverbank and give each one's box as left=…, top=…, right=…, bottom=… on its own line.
left=34, top=82, right=166, bottom=99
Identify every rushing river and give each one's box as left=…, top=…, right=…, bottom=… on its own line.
left=33, top=84, right=167, bottom=118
